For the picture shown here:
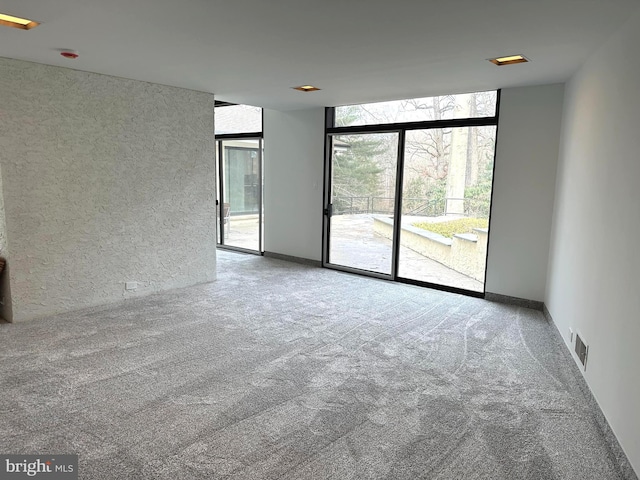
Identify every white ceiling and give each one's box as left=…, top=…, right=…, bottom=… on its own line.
left=1, top=0, right=638, bottom=110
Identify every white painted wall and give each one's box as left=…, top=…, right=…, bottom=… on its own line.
left=0, top=58, right=217, bottom=322
left=262, top=93, right=564, bottom=305
left=263, top=108, right=325, bottom=261
left=485, top=84, right=564, bottom=301
left=546, top=9, right=640, bottom=474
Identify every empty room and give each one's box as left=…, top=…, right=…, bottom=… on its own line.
left=1, top=0, right=639, bottom=479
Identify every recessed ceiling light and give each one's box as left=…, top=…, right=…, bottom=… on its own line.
left=293, top=85, right=321, bottom=92
left=488, top=55, right=529, bottom=66
left=0, top=12, right=40, bottom=30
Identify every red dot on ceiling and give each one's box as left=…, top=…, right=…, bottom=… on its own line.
left=60, top=51, right=79, bottom=59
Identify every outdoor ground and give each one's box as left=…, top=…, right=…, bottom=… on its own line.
left=222, top=214, right=483, bottom=292
left=329, top=215, right=483, bottom=292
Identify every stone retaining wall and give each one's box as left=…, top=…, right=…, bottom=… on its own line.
left=373, top=216, right=487, bottom=281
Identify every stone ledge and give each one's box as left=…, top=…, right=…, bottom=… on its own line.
left=374, top=216, right=453, bottom=246
left=453, top=233, right=477, bottom=243
left=373, top=215, right=486, bottom=281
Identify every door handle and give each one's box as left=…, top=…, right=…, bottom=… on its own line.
left=324, top=204, right=333, bottom=218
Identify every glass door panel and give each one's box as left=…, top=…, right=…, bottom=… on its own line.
left=397, top=126, right=497, bottom=291
left=327, top=132, right=399, bottom=275
left=217, top=139, right=262, bottom=252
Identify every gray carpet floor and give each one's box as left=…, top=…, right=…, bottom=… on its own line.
left=0, top=250, right=630, bottom=479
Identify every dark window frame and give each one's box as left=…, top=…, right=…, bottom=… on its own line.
left=215, top=103, right=265, bottom=255
left=322, top=90, right=502, bottom=298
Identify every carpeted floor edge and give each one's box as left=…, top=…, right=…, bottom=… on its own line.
left=542, top=304, right=638, bottom=480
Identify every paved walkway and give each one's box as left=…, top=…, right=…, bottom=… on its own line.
left=330, top=215, right=483, bottom=292
left=220, top=213, right=483, bottom=292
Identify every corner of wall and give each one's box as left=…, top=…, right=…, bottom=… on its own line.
left=542, top=304, right=640, bottom=480
left=0, top=58, right=217, bottom=322
left=0, top=163, right=12, bottom=322
left=263, top=108, right=325, bottom=262
left=543, top=8, right=640, bottom=475
left=485, top=84, right=565, bottom=303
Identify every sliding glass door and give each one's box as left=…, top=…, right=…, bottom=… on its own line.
left=216, top=138, right=263, bottom=252
left=214, top=103, right=263, bottom=254
left=326, top=133, right=399, bottom=276
left=397, top=126, right=497, bottom=292
left=324, top=91, right=498, bottom=295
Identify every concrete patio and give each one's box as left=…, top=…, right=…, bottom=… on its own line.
left=220, top=213, right=484, bottom=292
left=329, top=214, right=483, bottom=292
left=220, top=214, right=261, bottom=251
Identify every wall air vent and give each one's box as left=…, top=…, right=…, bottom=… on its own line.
left=575, top=333, right=589, bottom=369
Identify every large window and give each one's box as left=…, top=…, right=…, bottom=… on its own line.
left=335, top=91, right=497, bottom=127
left=215, top=104, right=262, bottom=135
left=214, top=103, right=263, bottom=253
left=324, top=91, right=499, bottom=295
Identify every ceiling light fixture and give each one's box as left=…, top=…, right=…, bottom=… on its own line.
left=0, top=12, right=39, bottom=30
left=489, top=54, right=529, bottom=66
left=293, top=85, right=321, bottom=92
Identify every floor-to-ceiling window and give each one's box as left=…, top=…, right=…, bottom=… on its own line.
left=215, top=103, right=264, bottom=253
left=323, top=91, right=499, bottom=295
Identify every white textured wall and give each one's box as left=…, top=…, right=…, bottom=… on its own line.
left=0, top=163, right=11, bottom=321
left=0, top=58, right=216, bottom=322
left=546, top=8, right=640, bottom=474
left=485, top=85, right=564, bottom=301
left=0, top=167, right=5, bottom=257
left=263, top=108, right=325, bottom=261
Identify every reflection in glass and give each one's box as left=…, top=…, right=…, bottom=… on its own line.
left=215, top=104, right=262, bottom=135
left=335, top=91, right=497, bottom=127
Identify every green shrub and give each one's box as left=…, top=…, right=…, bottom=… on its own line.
left=413, top=218, right=488, bottom=239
